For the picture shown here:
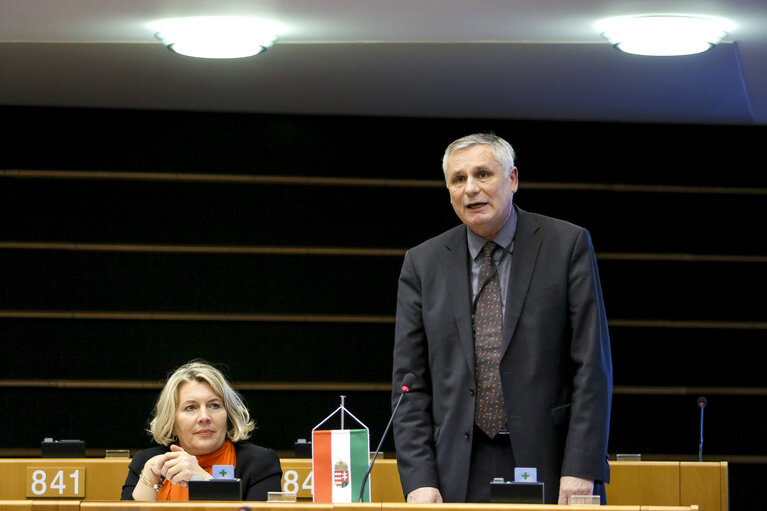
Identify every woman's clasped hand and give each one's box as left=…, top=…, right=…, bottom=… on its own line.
left=144, top=444, right=212, bottom=488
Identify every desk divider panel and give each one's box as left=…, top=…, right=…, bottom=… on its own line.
left=0, top=460, right=131, bottom=502
left=680, top=463, right=728, bottom=511
left=607, top=462, right=681, bottom=506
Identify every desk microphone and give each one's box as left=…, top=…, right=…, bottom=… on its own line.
left=697, top=396, right=707, bottom=462
left=358, top=373, right=415, bottom=502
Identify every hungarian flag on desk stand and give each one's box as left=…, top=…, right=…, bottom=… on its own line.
left=311, top=398, right=371, bottom=502
left=312, top=429, right=370, bottom=502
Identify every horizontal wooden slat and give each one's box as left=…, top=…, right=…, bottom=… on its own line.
left=2, top=311, right=767, bottom=330
left=0, top=380, right=390, bottom=391
left=1, top=169, right=444, bottom=188
left=609, top=319, right=767, bottom=329
left=0, top=242, right=405, bottom=257
left=3, top=169, right=766, bottom=195
left=0, top=310, right=395, bottom=323
left=3, top=241, right=767, bottom=264
left=613, top=386, right=767, bottom=396
left=0, top=380, right=763, bottom=395
left=597, top=253, right=767, bottom=264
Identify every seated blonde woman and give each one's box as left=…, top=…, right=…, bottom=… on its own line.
left=121, top=360, right=282, bottom=501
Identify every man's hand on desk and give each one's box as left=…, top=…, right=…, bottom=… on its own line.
left=407, top=486, right=444, bottom=503
left=557, top=476, right=594, bottom=505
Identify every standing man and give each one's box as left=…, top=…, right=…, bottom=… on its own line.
left=392, top=133, right=612, bottom=504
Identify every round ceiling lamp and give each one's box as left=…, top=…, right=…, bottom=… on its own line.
left=152, top=16, right=283, bottom=59
left=596, top=15, right=733, bottom=56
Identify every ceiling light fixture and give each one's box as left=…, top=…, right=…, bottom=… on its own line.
left=151, top=16, right=282, bottom=59
left=596, top=15, right=732, bottom=56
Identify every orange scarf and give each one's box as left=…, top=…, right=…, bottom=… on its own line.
left=157, top=440, right=237, bottom=501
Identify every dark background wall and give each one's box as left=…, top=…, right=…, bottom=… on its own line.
left=1, top=106, right=765, bottom=507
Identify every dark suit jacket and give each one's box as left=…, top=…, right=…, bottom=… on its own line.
left=392, top=206, right=612, bottom=503
left=120, top=442, right=282, bottom=501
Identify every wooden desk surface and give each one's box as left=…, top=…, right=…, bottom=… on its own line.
left=80, top=501, right=698, bottom=511
left=79, top=503, right=696, bottom=511
left=0, top=458, right=724, bottom=511
left=80, top=503, right=335, bottom=511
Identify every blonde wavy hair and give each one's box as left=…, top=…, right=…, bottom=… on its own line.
left=148, top=360, right=255, bottom=445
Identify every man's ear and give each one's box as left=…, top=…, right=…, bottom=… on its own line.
left=509, top=166, right=519, bottom=192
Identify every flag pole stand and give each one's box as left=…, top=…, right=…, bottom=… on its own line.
left=311, top=395, right=372, bottom=503
left=312, top=395, right=369, bottom=432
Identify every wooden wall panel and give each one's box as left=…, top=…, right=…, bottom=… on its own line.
left=0, top=107, right=763, bottom=511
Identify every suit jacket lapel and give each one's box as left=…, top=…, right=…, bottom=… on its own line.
left=441, top=226, right=475, bottom=375
left=501, top=207, right=541, bottom=355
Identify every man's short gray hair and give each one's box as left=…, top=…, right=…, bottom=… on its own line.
left=442, top=133, right=516, bottom=178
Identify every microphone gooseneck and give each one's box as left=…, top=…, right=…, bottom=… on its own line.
left=358, top=373, right=415, bottom=502
left=697, top=396, right=707, bottom=462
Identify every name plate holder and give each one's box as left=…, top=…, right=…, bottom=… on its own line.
left=26, top=467, right=85, bottom=498
left=490, top=480, right=544, bottom=504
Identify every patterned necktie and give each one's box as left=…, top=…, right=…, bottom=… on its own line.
left=473, top=241, right=505, bottom=438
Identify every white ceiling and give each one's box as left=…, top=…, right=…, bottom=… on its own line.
left=2, top=0, right=766, bottom=125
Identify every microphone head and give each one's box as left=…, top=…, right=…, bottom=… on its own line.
left=401, top=373, right=415, bottom=393
left=697, top=396, right=707, bottom=408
